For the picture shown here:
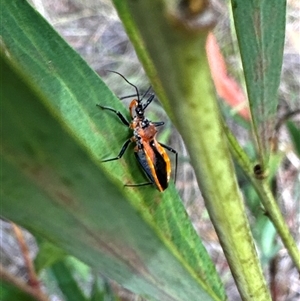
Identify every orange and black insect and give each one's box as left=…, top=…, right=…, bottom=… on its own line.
left=97, top=71, right=177, bottom=192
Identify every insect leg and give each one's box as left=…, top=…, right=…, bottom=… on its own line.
left=159, top=143, right=178, bottom=183
left=97, top=104, right=130, bottom=126
left=152, top=121, right=164, bottom=127
left=102, top=139, right=132, bottom=162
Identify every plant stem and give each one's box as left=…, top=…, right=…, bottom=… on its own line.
left=225, top=124, right=300, bottom=271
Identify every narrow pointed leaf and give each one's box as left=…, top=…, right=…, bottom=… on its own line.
left=286, top=120, right=300, bottom=158
left=90, top=277, right=117, bottom=301
left=231, top=0, right=286, bottom=168
left=51, top=260, right=88, bottom=301
left=0, top=282, right=37, bottom=301
left=34, top=239, right=67, bottom=274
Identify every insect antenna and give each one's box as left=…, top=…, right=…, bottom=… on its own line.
left=119, top=89, right=153, bottom=103
left=119, top=94, right=139, bottom=100
left=119, top=93, right=151, bottom=100
left=106, top=70, right=140, bottom=102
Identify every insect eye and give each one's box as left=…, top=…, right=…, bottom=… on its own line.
left=141, top=120, right=149, bottom=128
left=135, top=105, right=144, bottom=115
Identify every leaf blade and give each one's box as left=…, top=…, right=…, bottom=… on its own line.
left=231, top=0, right=286, bottom=168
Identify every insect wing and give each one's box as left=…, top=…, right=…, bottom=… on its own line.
left=134, top=144, right=168, bottom=191
left=151, top=145, right=168, bottom=190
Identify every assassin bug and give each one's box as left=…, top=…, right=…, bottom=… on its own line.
left=97, top=71, right=177, bottom=192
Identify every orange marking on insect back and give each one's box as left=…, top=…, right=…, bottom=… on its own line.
left=142, top=141, right=164, bottom=192
left=153, top=141, right=171, bottom=182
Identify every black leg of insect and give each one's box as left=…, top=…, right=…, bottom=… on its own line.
left=97, top=70, right=177, bottom=192
left=100, top=138, right=132, bottom=162
left=96, top=104, right=130, bottom=126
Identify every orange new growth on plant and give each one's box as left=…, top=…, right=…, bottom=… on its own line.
left=206, top=32, right=250, bottom=121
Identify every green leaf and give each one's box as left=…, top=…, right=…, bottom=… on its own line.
left=231, top=0, right=286, bottom=168
left=260, top=219, right=280, bottom=264
left=286, top=120, right=300, bottom=158
left=51, top=260, right=88, bottom=301
left=1, top=1, right=225, bottom=300
left=34, top=239, right=67, bottom=273
left=0, top=282, right=37, bottom=301
left=90, top=277, right=118, bottom=301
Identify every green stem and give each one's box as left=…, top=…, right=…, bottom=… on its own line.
left=225, top=124, right=300, bottom=271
